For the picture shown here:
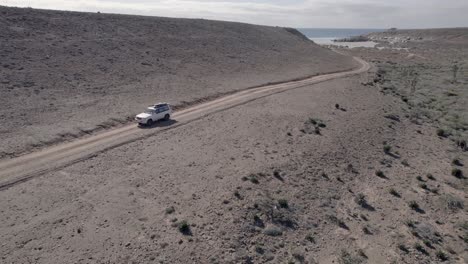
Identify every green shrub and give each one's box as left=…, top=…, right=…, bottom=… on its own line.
left=452, top=158, right=462, bottom=166
left=355, top=193, right=367, bottom=207
left=383, top=145, right=391, bottom=154
left=389, top=188, right=400, bottom=197
left=375, top=170, right=385, bottom=178
left=437, top=128, right=447, bottom=137
left=414, top=243, right=427, bottom=254
left=451, top=168, right=463, bottom=179
left=165, top=206, right=175, bottom=214
left=177, top=220, right=191, bottom=234
left=278, top=199, right=289, bottom=208
left=436, top=250, right=448, bottom=261
left=398, top=244, right=409, bottom=253
left=408, top=201, right=420, bottom=211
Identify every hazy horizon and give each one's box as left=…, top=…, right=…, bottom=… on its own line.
left=1, top=0, right=468, bottom=29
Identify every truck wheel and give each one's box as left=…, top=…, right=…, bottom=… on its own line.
left=146, top=119, right=153, bottom=126
left=164, top=114, right=170, bottom=121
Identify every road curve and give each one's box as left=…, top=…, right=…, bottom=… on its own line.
left=0, top=57, right=370, bottom=190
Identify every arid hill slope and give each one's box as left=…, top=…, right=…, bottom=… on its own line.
left=368, top=27, right=468, bottom=45
left=0, top=6, right=357, bottom=158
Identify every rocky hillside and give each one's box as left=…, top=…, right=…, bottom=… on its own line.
left=0, top=6, right=357, bottom=158
left=368, top=28, right=468, bottom=45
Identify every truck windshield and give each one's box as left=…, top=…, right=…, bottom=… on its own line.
left=145, top=110, right=154, bottom=114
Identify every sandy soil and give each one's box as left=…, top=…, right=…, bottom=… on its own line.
left=0, top=6, right=356, bottom=159
left=1, top=57, right=466, bottom=263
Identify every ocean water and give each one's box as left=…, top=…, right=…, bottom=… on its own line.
left=297, top=28, right=385, bottom=47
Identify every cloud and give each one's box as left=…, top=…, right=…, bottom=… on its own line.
left=1, top=0, right=468, bottom=28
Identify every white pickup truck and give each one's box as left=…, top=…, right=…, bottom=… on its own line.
left=135, top=103, right=173, bottom=126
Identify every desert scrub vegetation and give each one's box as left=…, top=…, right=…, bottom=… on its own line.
left=362, top=226, right=372, bottom=235
left=354, top=193, right=366, bottom=206
left=177, top=220, right=191, bottom=235
left=277, top=199, right=289, bottom=208
left=383, top=144, right=392, bottom=154
left=414, top=243, right=428, bottom=255
left=354, top=193, right=374, bottom=210
left=437, top=128, right=448, bottom=137
left=338, top=250, right=365, bottom=264
left=389, top=188, right=401, bottom=197
left=165, top=206, right=175, bottom=214
left=303, top=118, right=326, bottom=135
left=263, top=225, right=282, bottom=236
left=327, top=215, right=348, bottom=230
left=451, top=168, right=463, bottom=179
left=375, top=170, right=386, bottom=178
left=436, top=250, right=449, bottom=261
left=242, top=174, right=260, bottom=184
left=398, top=243, right=409, bottom=253
left=408, top=201, right=423, bottom=212
left=444, top=195, right=464, bottom=211
left=305, top=234, right=315, bottom=243
left=426, top=173, right=436, bottom=180
left=452, top=158, right=463, bottom=166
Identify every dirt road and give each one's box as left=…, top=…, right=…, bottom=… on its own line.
left=0, top=57, right=369, bottom=190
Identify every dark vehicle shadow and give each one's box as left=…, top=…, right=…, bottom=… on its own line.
left=138, top=119, right=178, bottom=129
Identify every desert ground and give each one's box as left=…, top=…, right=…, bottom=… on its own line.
left=0, top=6, right=357, bottom=159
left=1, top=6, right=467, bottom=264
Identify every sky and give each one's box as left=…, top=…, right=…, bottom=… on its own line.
left=1, top=0, right=468, bottom=28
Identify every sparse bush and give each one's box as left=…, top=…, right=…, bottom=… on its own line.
left=437, top=128, right=447, bottom=137
left=314, top=127, right=321, bottom=135
left=419, top=183, right=428, bottom=190
left=405, top=220, right=416, bottom=228
left=409, top=201, right=421, bottom=211
left=273, top=170, right=283, bottom=181
left=328, top=215, right=348, bottom=230
left=255, top=245, right=264, bottom=254
left=446, top=195, right=464, bottom=211
left=305, top=234, right=315, bottom=243
left=278, top=199, right=289, bottom=208
left=462, top=234, right=468, bottom=244
left=165, top=206, right=175, bottom=214
left=243, top=174, right=259, bottom=184
left=423, top=240, right=433, bottom=248
left=335, top=104, right=340, bottom=109
left=427, top=173, right=436, bottom=180
left=383, top=145, right=392, bottom=154
left=416, top=176, right=424, bottom=182
left=360, top=214, right=368, bottom=221
left=339, top=250, right=365, bottom=264
left=389, top=188, right=400, bottom=197
left=355, top=193, right=367, bottom=207
left=375, top=170, right=385, bottom=178
left=398, top=244, right=409, bottom=253
left=357, top=249, right=367, bottom=259
left=401, top=159, right=409, bottom=166
left=452, top=158, right=462, bottom=166
left=451, top=168, right=463, bottom=179
left=436, top=250, right=448, bottom=261
left=177, top=220, right=191, bottom=235
left=414, top=243, right=427, bottom=255
left=263, top=225, right=282, bottom=236
left=457, top=139, right=467, bottom=151
left=362, top=226, right=372, bottom=235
